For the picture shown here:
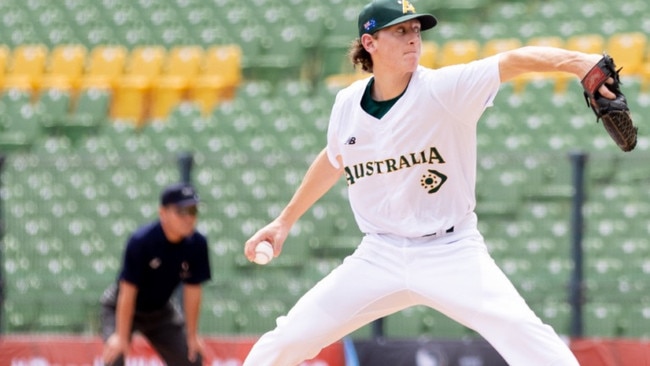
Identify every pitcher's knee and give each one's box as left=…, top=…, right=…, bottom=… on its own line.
left=245, top=325, right=324, bottom=365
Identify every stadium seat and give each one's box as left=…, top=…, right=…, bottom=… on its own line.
left=189, top=44, right=242, bottom=115
left=4, top=298, right=39, bottom=332
left=565, top=33, right=605, bottom=54
left=150, top=45, right=204, bottom=119
left=63, top=87, right=111, bottom=139
left=0, top=45, right=9, bottom=88
left=437, top=39, right=480, bottom=67
left=527, top=36, right=565, bottom=48
left=538, top=301, right=571, bottom=334
left=112, top=46, right=166, bottom=123
left=521, top=36, right=574, bottom=92
left=481, top=38, right=522, bottom=58
left=111, top=78, right=149, bottom=124
left=420, top=41, right=438, bottom=68
left=33, top=134, right=74, bottom=156
left=40, top=44, right=87, bottom=91
left=79, top=45, right=127, bottom=89
left=251, top=18, right=309, bottom=81
left=3, top=44, right=48, bottom=92
left=37, top=88, right=71, bottom=134
left=121, top=45, right=166, bottom=83
left=473, top=22, right=509, bottom=42
left=0, top=88, right=42, bottom=151
left=82, top=24, right=118, bottom=49
left=384, top=306, right=430, bottom=338
left=70, top=88, right=110, bottom=126
left=619, top=303, right=650, bottom=338
left=584, top=302, right=622, bottom=337
left=605, top=32, right=647, bottom=76
left=487, top=2, right=528, bottom=22
left=201, top=295, right=239, bottom=333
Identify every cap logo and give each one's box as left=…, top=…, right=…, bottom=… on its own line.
left=182, top=187, right=194, bottom=197
left=400, top=0, right=416, bottom=14
left=364, top=18, right=377, bottom=32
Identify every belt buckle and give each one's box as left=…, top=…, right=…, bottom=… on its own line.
left=424, top=226, right=454, bottom=237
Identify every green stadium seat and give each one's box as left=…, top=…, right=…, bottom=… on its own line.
left=584, top=303, right=623, bottom=337
left=618, top=303, right=650, bottom=338
left=69, top=88, right=110, bottom=132
left=385, top=306, right=429, bottom=338
left=4, top=298, right=39, bottom=332
left=33, top=135, right=73, bottom=157
left=239, top=298, right=289, bottom=334
left=537, top=301, right=571, bottom=334
left=37, top=88, right=71, bottom=134
left=0, top=90, right=43, bottom=151
left=422, top=309, right=475, bottom=339
left=250, top=16, right=309, bottom=80
left=200, top=294, right=240, bottom=334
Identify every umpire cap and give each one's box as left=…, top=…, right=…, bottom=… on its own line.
left=160, top=183, right=199, bottom=207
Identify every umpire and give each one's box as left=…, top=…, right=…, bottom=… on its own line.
left=100, top=182, right=211, bottom=365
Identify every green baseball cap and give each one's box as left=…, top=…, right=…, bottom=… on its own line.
left=358, top=0, right=437, bottom=37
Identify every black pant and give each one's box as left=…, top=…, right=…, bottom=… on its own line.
left=100, top=286, right=202, bottom=366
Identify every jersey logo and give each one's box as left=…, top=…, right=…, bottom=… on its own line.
left=149, top=258, right=161, bottom=269
left=420, top=169, right=447, bottom=193
left=179, top=261, right=191, bottom=279
left=344, top=136, right=357, bottom=145
left=344, top=146, right=445, bottom=186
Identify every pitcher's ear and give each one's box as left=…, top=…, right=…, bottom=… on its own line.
left=361, top=33, right=375, bottom=52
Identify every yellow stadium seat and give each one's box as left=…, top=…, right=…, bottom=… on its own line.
left=150, top=46, right=204, bottom=119
left=438, top=39, right=480, bottom=67
left=517, top=36, right=572, bottom=93
left=419, top=41, right=438, bottom=68
left=0, top=45, right=9, bottom=89
left=481, top=38, right=522, bottom=58
left=40, top=44, right=88, bottom=91
left=566, top=34, right=605, bottom=54
left=189, top=44, right=242, bottom=115
left=161, top=45, right=203, bottom=83
left=123, top=46, right=166, bottom=83
left=605, top=32, right=647, bottom=76
left=205, top=45, right=242, bottom=87
left=112, top=46, right=166, bottom=124
left=641, top=48, right=650, bottom=92
left=111, top=77, right=150, bottom=125
left=325, top=69, right=369, bottom=91
left=80, top=45, right=127, bottom=89
left=526, top=36, right=564, bottom=48
left=556, top=34, right=608, bottom=94
left=4, top=44, right=48, bottom=92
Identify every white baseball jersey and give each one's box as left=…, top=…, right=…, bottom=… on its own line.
left=327, top=56, right=501, bottom=237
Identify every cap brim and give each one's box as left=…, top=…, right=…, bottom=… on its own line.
left=382, top=13, right=437, bottom=32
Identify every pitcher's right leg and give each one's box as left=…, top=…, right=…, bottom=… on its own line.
left=244, top=239, right=412, bottom=366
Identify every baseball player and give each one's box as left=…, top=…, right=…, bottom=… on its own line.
left=242, top=0, right=616, bottom=365
left=100, top=182, right=211, bottom=366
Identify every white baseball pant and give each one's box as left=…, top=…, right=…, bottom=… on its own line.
left=243, top=215, right=579, bottom=366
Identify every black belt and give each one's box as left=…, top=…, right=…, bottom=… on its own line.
left=423, top=226, right=454, bottom=237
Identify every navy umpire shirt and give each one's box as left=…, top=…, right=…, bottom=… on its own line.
left=118, top=221, right=211, bottom=312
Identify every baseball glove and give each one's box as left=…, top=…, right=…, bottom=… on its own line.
left=581, top=53, right=637, bottom=152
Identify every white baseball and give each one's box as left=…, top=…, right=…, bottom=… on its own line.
left=254, top=241, right=274, bottom=265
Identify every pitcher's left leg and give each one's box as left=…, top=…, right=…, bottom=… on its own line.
left=412, top=237, right=579, bottom=366
left=463, top=262, right=578, bottom=366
